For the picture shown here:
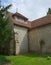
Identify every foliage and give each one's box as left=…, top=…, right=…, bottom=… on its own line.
left=0, top=15, right=12, bottom=45
left=47, top=8, right=51, bottom=15
left=0, top=4, right=12, bottom=17
left=0, top=55, right=11, bottom=65
left=0, top=0, right=12, bottom=54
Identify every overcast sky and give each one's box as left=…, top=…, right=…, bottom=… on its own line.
left=1, top=0, right=51, bottom=21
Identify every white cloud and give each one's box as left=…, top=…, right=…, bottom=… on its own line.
left=2, top=0, right=51, bottom=21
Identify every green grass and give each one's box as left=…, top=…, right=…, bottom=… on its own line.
left=0, top=53, right=51, bottom=65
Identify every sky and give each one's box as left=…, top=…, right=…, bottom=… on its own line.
left=1, top=0, right=51, bottom=21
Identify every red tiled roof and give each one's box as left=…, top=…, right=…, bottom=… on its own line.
left=8, top=12, right=51, bottom=30
left=31, top=14, right=51, bottom=29
left=13, top=12, right=28, bottom=21
left=8, top=12, right=31, bottom=29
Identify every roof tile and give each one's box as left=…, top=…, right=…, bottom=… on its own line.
left=8, top=12, right=51, bottom=30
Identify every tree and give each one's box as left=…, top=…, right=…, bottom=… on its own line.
left=0, top=0, right=13, bottom=54
left=47, top=8, right=51, bottom=15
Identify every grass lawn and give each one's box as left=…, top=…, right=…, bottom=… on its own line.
left=0, top=53, right=51, bottom=65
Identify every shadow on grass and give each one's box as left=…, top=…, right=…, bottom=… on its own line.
left=23, top=53, right=51, bottom=58
left=0, top=55, right=11, bottom=65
